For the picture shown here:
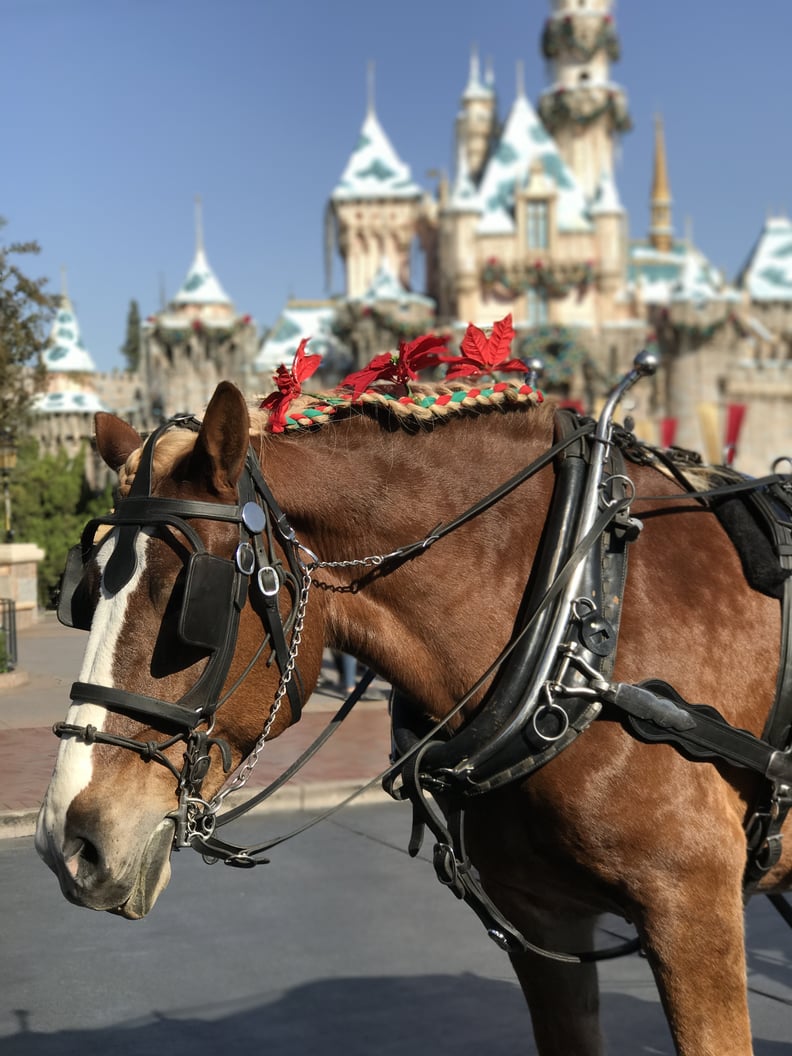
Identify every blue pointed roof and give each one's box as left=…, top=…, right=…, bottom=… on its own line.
left=172, top=245, right=232, bottom=306
left=255, top=300, right=347, bottom=378
left=737, top=215, right=792, bottom=302
left=475, top=91, right=591, bottom=234
left=332, top=108, right=421, bottom=201
left=43, top=295, right=97, bottom=373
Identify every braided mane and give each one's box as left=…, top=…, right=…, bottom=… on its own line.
left=117, top=379, right=548, bottom=493
left=256, top=378, right=545, bottom=434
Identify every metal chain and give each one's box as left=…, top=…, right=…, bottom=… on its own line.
left=209, top=563, right=313, bottom=811
left=309, top=552, right=387, bottom=572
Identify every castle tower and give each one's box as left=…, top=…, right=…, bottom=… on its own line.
left=329, top=68, right=424, bottom=298
left=439, top=141, right=483, bottom=321
left=42, top=269, right=98, bottom=378
left=455, top=46, right=498, bottom=185
left=538, top=0, right=631, bottom=200
left=141, top=197, right=257, bottom=418
left=649, top=114, right=674, bottom=252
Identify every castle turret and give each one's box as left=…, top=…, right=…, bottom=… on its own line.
left=538, top=0, right=631, bottom=200
left=141, top=197, right=257, bottom=417
left=455, top=46, right=498, bottom=185
left=329, top=70, right=424, bottom=298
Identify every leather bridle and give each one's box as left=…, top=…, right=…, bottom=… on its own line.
left=54, top=416, right=308, bottom=848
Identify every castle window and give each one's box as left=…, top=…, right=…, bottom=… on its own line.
left=526, top=201, right=549, bottom=250
left=526, top=287, right=548, bottom=326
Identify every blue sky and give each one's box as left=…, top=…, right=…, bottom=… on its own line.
left=3, top=0, right=791, bottom=372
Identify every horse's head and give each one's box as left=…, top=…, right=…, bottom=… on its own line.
left=36, top=382, right=320, bottom=917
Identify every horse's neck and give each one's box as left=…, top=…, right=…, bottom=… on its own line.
left=266, top=411, right=555, bottom=709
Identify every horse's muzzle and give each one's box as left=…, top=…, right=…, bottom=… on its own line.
left=35, top=810, right=175, bottom=917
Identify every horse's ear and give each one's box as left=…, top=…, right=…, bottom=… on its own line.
left=191, top=381, right=250, bottom=494
left=94, top=412, right=142, bottom=472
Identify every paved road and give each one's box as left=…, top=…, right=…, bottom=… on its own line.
left=3, top=806, right=792, bottom=1055
left=0, top=615, right=394, bottom=829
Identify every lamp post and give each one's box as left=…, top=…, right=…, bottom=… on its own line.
left=0, top=430, right=18, bottom=543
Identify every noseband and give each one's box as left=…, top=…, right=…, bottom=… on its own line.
left=54, top=416, right=307, bottom=847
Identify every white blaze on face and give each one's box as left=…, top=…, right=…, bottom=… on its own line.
left=36, top=530, right=151, bottom=854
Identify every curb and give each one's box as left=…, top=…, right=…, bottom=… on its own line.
left=0, top=781, right=394, bottom=841
left=0, top=669, right=30, bottom=692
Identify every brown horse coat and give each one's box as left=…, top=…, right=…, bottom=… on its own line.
left=37, top=380, right=791, bottom=1055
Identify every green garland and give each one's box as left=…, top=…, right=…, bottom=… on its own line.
left=517, top=325, right=590, bottom=385
left=539, top=89, right=632, bottom=135
left=672, top=316, right=731, bottom=344
left=331, top=303, right=438, bottom=345
left=147, top=315, right=253, bottom=346
left=541, top=15, right=620, bottom=63
left=482, top=258, right=595, bottom=299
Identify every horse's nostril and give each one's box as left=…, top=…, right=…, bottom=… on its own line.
left=63, top=836, right=101, bottom=880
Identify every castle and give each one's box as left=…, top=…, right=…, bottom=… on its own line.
left=35, top=0, right=791, bottom=478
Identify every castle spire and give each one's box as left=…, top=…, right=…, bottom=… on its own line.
left=367, top=59, right=376, bottom=117
left=649, top=114, right=674, bottom=252
left=466, top=44, right=481, bottom=93
left=194, top=193, right=204, bottom=254
left=515, top=59, right=526, bottom=101
left=538, top=0, right=630, bottom=199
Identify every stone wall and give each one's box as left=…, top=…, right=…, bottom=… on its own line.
left=0, top=543, right=46, bottom=630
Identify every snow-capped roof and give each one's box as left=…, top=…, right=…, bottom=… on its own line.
left=737, top=215, right=792, bottom=302
left=462, top=47, right=494, bottom=101
left=255, top=301, right=347, bottom=377
left=356, top=259, right=435, bottom=308
left=628, top=241, right=737, bottom=306
left=590, top=169, right=624, bottom=216
left=448, top=144, right=480, bottom=213
left=43, top=296, right=97, bottom=374
left=171, top=245, right=232, bottom=306
left=670, top=245, right=737, bottom=305
left=331, top=107, right=422, bottom=201
left=475, top=91, right=591, bottom=235
left=32, top=390, right=107, bottom=414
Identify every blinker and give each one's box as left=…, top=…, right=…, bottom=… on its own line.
left=179, top=553, right=238, bottom=651
left=57, top=545, right=94, bottom=631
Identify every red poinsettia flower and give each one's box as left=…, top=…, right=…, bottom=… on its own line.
left=339, top=333, right=449, bottom=399
left=260, top=337, right=322, bottom=433
left=443, top=314, right=526, bottom=380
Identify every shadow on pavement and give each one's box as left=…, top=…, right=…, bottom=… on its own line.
left=1, top=973, right=679, bottom=1056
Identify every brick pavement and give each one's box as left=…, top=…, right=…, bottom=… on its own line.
left=0, top=613, right=393, bottom=835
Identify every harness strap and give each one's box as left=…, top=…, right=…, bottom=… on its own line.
left=69, top=680, right=207, bottom=729
left=609, top=680, right=792, bottom=782
left=212, top=669, right=377, bottom=829
left=400, top=744, right=642, bottom=963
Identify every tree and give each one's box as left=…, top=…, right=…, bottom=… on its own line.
left=0, top=218, right=55, bottom=435
left=10, top=437, right=113, bottom=606
left=121, top=298, right=141, bottom=371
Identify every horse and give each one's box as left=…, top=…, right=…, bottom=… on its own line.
left=35, top=366, right=792, bottom=1056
